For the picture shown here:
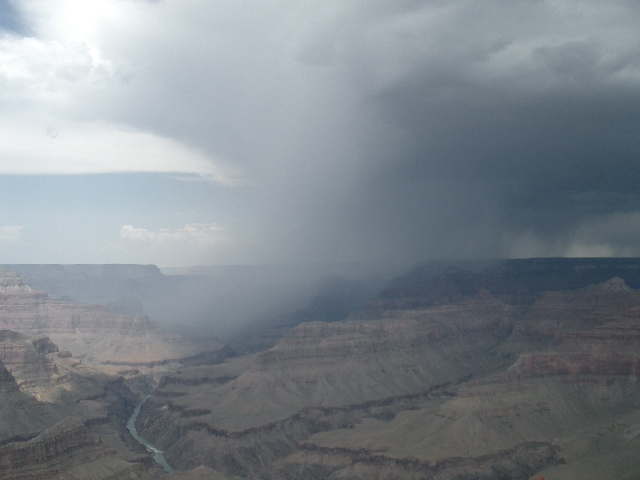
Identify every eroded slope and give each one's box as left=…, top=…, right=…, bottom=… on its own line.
left=0, top=267, right=227, bottom=372
left=138, top=276, right=640, bottom=479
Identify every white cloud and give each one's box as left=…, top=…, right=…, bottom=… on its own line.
left=0, top=34, right=113, bottom=96
left=115, top=223, right=231, bottom=266
left=19, top=0, right=122, bottom=42
left=0, top=225, right=24, bottom=242
left=120, top=223, right=226, bottom=245
left=0, top=117, right=236, bottom=183
left=0, top=9, right=236, bottom=184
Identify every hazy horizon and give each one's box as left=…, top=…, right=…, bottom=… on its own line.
left=2, top=1, right=640, bottom=267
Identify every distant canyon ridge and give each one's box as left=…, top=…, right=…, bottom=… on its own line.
left=1, top=258, right=640, bottom=479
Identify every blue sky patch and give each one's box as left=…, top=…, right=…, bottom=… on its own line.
left=0, top=0, right=26, bottom=34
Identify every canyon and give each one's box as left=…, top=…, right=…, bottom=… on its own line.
left=1, top=259, right=640, bottom=478
left=136, top=263, right=640, bottom=479
left=0, top=266, right=233, bottom=479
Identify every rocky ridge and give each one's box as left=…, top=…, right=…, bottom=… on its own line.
left=0, top=417, right=149, bottom=479
left=0, top=358, right=67, bottom=445
left=137, top=269, right=640, bottom=479
left=0, top=268, right=32, bottom=294
left=0, top=268, right=225, bottom=371
left=3, top=260, right=640, bottom=478
left=0, top=330, right=61, bottom=399
left=0, top=268, right=233, bottom=478
left=370, top=257, right=640, bottom=312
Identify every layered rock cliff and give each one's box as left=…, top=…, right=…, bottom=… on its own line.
left=0, top=268, right=32, bottom=294
left=0, top=331, right=156, bottom=473
left=1, top=264, right=165, bottom=306
left=0, top=358, right=66, bottom=445
left=4, top=260, right=640, bottom=478
left=289, top=278, right=640, bottom=480
left=136, top=269, right=640, bottom=479
left=0, top=268, right=237, bottom=477
left=0, top=417, right=152, bottom=479
left=0, top=330, right=61, bottom=399
left=0, top=268, right=223, bottom=369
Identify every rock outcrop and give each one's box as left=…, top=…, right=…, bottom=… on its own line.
left=4, top=259, right=640, bottom=479
left=0, top=417, right=150, bottom=479
left=0, top=268, right=225, bottom=369
left=0, top=268, right=237, bottom=478
left=0, top=330, right=61, bottom=399
left=0, top=360, right=18, bottom=394
left=136, top=267, right=640, bottom=479
left=0, top=268, right=32, bottom=294
left=0, top=331, right=156, bottom=474
left=0, top=358, right=66, bottom=446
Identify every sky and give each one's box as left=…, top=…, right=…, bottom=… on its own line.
left=0, top=0, right=640, bottom=267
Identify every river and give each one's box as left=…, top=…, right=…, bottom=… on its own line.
left=126, top=395, right=174, bottom=473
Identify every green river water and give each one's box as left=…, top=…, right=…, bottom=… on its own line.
left=126, top=395, right=173, bottom=473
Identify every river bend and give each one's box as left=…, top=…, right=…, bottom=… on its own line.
left=126, top=395, right=173, bottom=473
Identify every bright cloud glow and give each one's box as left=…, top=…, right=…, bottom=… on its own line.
left=18, top=0, right=123, bottom=42
left=0, top=28, right=234, bottom=184
left=0, top=34, right=112, bottom=93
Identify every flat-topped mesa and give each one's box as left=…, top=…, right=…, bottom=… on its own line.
left=0, top=267, right=32, bottom=294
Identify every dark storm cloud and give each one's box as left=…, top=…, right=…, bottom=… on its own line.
left=4, top=0, right=640, bottom=264
left=210, top=0, right=640, bottom=263
left=371, top=81, right=640, bottom=214
left=318, top=0, right=640, bottom=261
